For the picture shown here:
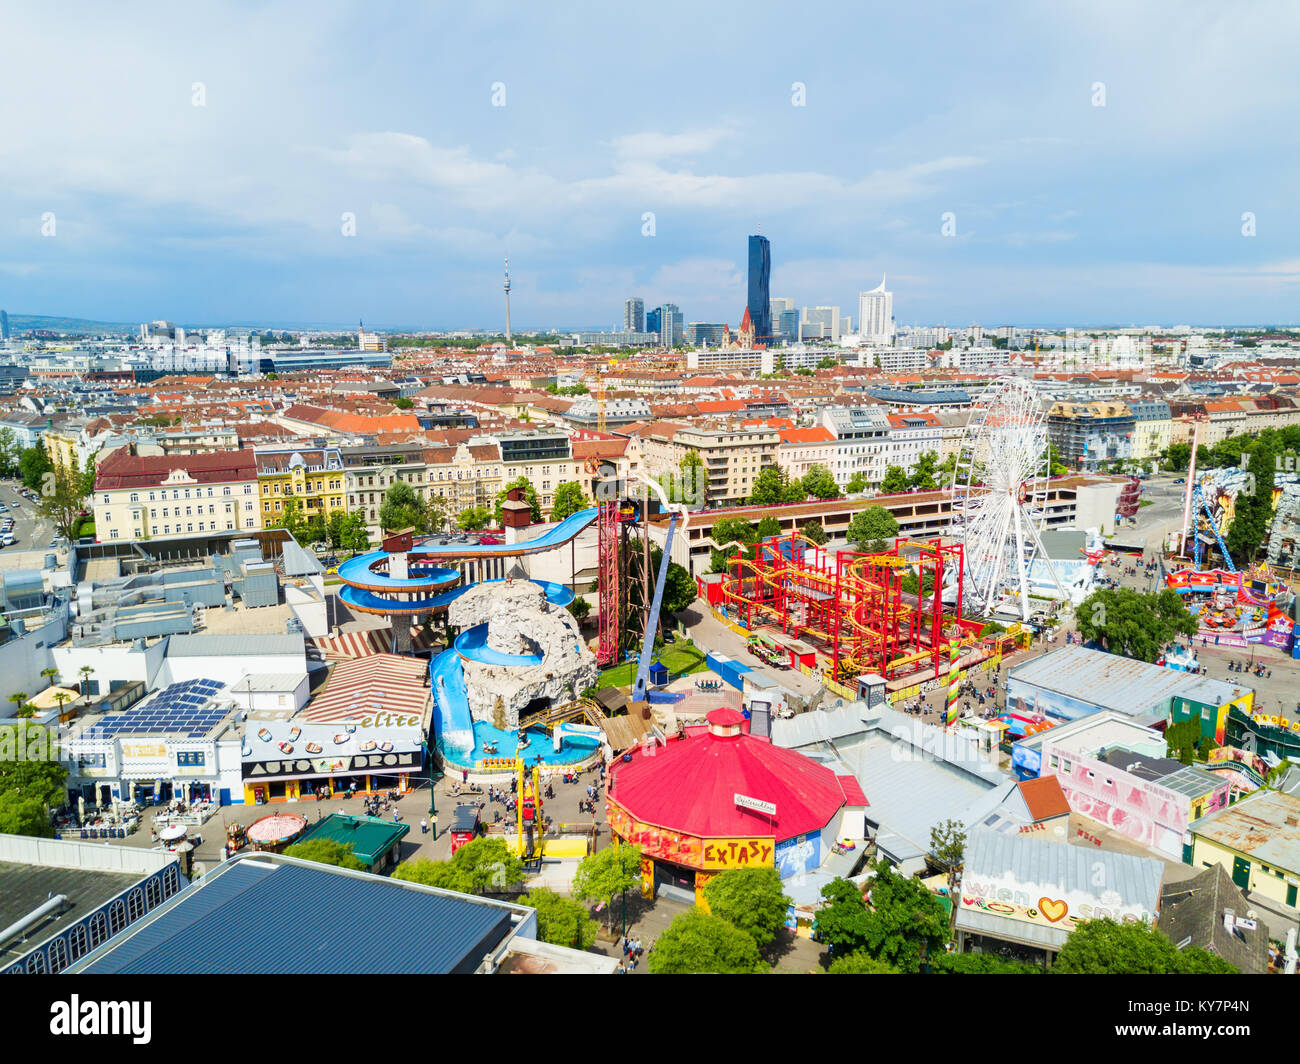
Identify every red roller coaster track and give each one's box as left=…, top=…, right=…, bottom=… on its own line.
left=721, top=533, right=978, bottom=684
left=597, top=500, right=621, bottom=665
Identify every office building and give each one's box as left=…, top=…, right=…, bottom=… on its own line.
left=801, top=306, right=846, bottom=342
left=747, top=235, right=772, bottom=341
left=858, top=276, right=894, bottom=345
left=687, top=322, right=726, bottom=346
left=0, top=310, right=9, bottom=341
left=660, top=304, right=684, bottom=347
left=646, top=306, right=662, bottom=338
left=623, top=298, right=645, bottom=333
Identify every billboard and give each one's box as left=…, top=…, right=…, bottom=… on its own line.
left=775, top=832, right=822, bottom=879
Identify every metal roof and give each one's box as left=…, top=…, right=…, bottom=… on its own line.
left=294, top=814, right=409, bottom=867
left=70, top=855, right=518, bottom=974
left=825, top=708, right=1012, bottom=864
left=958, top=828, right=1164, bottom=949
left=167, top=633, right=306, bottom=658
left=1190, top=790, right=1300, bottom=872
left=1009, top=645, right=1248, bottom=714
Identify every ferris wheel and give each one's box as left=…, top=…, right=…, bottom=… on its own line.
left=949, top=377, right=1067, bottom=621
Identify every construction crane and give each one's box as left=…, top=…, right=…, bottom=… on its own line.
left=583, top=362, right=608, bottom=434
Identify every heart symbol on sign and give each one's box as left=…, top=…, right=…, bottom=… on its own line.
left=1038, top=897, right=1068, bottom=922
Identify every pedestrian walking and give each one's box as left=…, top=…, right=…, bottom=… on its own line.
left=420, top=818, right=428, bottom=835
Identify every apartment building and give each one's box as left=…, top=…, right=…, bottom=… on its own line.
left=1128, top=400, right=1172, bottom=464
left=425, top=441, right=505, bottom=514
left=93, top=449, right=261, bottom=542
left=821, top=405, right=891, bottom=489
left=884, top=412, right=943, bottom=475
left=255, top=446, right=347, bottom=527
left=1047, top=402, right=1136, bottom=472
left=775, top=427, right=836, bottom=481
left=496, top=429, right=573, bottom=513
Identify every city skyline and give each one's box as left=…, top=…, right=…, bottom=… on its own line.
left=3, top=4, right=1300, bottom=330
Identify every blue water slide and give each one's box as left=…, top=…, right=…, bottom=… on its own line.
left=455, top=623, right=544, bottom=667
left=431, top=647, right=475, bottom=756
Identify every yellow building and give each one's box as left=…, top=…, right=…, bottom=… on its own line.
left=93, top=449, right=261, bottom=542
left=43, top=428, right=81, bottom=473
left=1188, top=790, right=1300, bottom=910
left=255, top=447, right=348, bottom=530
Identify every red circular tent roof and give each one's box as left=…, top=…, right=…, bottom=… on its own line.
left=610, top=719, right=845, bottom=841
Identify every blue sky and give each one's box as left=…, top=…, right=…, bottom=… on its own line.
left=2, top=1, right=1300, bottom=330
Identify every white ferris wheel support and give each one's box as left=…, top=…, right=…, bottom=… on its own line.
left=950, top=376, right=1069, bottom=622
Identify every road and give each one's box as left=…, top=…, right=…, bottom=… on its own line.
left=0, top=478, right=57, bottom=563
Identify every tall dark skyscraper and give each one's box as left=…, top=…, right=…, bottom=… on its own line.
left=646, top=306, right=662, bottom=337
left=0, top=311, right=8, bottom=341
left=747, top=235, right=771, bottom=342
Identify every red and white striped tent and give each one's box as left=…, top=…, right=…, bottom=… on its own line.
left=312, top=625, right=434, bottom=660
left=300, top=653, right=429, bottom=725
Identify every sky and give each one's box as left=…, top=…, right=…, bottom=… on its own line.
left=2, top=1, right=1300, bottom=330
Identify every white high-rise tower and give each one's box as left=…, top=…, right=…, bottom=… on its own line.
left=503, top=256, right=513, bottom=345
left=858, top=275, right=894, bottom=346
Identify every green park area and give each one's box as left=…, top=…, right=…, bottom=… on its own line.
left=595, top=641, right=708, bottom=690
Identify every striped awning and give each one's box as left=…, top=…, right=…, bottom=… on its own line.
left=312, top=626, right=434, bottom=660
left=300, top=653, right=430, bottom=725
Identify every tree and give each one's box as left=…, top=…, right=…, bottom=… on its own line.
left=494, top=476, right=542, bottom=523
left=456, top=505, right=492, bottom=531
left=1165, top=717, right=1203, bottom=765
left=1051, top=918, right=1236, bottom=974
left=755, top=515, right=781, bottom=540
left=0, top=792, right=52, bottom=837
left=0, top=721, right=68, bottom=820
left=646, top=909, right=766, bottom=974
left=677, top=450, right=706, bottom=507
left=880, top=465, right=910, bottom=494
left=78, top=665, right=95, bottom=697
left=846, top=506, right=899, bottom=553
left=40, top=667, right=59, bottom=688
left=929, top=819, right=966, bottom=930
left=801, top=464, right=840, bottom=500
left=378, top=481, right=425, bottom=532
left=36, top=460, right=87, bottom=542
left=568, top=596, right=591, bottom=623
left=0, top=427, right=17, bottom=478
left=799, top=520, right=828, bottom=545
left=18, top=443, right=52, bottom=492
left=337, top=513, right=370, bottom=554
left=392, top=837, right=525, bottom=895
left=701, top=867, right=790, bottom=949
left=845, top=472, right=871, bottom=494
left=1226, top=437, right=1275, bottom=566
left=826, top=952, right=898, bottom=974
left=908, top=451, right=941, bottom=491
left=7, top=692, right=30, bottom=718
left=1074, top=587, right=1198, bottom=663
left=392, top=396, right=415, bottom=410
left=930, top=951, right=1041, bottom=974
left=750, top=466, right=803, bottom=506
left=1162, top=441, right=1192, bottom=472
left=817, top=356, right=838, bottom=369
left=1045, top=442, right=1068, bottom=477
left=709, top=516, right=758, bottom=573
left=550, top=481, right=587, bottom=522
left=282, top=839, right=368, bottom=870
left=573, top=842, right=642, bottom=931
left=521, top=888, right=598, bottom=950
left=816, top=864, right=949, bottom=973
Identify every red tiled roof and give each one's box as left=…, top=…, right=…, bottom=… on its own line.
left=95, top=448, right=256, bottom=490
left=1019, top=776, right=1071, bottom=821
left=779, top=427, right=835, bottom=445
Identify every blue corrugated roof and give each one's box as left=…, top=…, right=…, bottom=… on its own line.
left=73, top=857, right=514, bottom=974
